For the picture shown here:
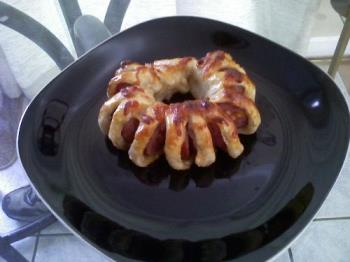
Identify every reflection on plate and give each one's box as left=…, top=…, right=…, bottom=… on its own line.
left=105, top=134, right=258, bottom=191
left=63, top=183, right=313, bottom=261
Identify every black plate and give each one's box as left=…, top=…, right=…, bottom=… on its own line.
left=18, top=17, right=350, bottom=261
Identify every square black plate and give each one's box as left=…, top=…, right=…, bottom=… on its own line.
left=18, top=17, right=350, bottom=261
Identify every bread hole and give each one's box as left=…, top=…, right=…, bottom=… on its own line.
left=164, top=92, right=195, bottom=104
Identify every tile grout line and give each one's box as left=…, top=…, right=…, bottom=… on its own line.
left=288, top=248, right=294, bottom=262
left=31, top=233, right=40, bottom=262
left=313, top=216, right=350, bottom=222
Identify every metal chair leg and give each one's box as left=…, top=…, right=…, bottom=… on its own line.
left=0, top=237, right=27, bottom=262
left=104, top=0, right=130, bottom=34
left=58, top=0, right=82, bottom=56
left=0, top=214, right=56, bottom=262
left=328, top=9, right=350, bottom=78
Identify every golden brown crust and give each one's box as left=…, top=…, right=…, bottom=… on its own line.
left=98, top=51, right=261, bottom=170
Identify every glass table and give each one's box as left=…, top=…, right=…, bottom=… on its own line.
left=0, top=0, right=349, bottom=261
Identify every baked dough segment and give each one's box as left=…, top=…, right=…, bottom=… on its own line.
left=98, top=51, right=261, bottom=170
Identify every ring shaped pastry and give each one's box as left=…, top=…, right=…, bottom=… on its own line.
left=98, top=51, right=261, bottom=170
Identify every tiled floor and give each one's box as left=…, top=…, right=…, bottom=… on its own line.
left=0, top=222, right=112, bottom=262
left=35, top=235, right=111, bottom=262
left=10, top=236, right=36, bottom=261
left=292, top=220, right=350, bottom=262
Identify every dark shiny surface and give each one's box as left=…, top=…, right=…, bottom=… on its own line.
left=18, top=17, right=349, bottom=261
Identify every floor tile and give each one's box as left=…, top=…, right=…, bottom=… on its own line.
left=40, top=221, right=71, bottom=235
left=0, top=236, right=36, bottom=262
left=12, top=236, right=37, bottom=261
left=271, top=250, right=291, bottom=262
left=35, top=235, right=112, bottom=262
left=315, top=151, right=350, bottom=218
left=291, top=220, right=350, bottom=262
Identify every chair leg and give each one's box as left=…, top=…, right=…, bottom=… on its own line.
left=328, top=10, right=350, bottom=78
left=58, top=0, right=82, bottom=56
left=104, top=0, right=130, bottom=34
left=4, top=214, right=56, bottom=243
left=0, top=237, right=27, bottom=262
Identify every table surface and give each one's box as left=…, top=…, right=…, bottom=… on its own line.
left=0, top=1, right=349, bottom=262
